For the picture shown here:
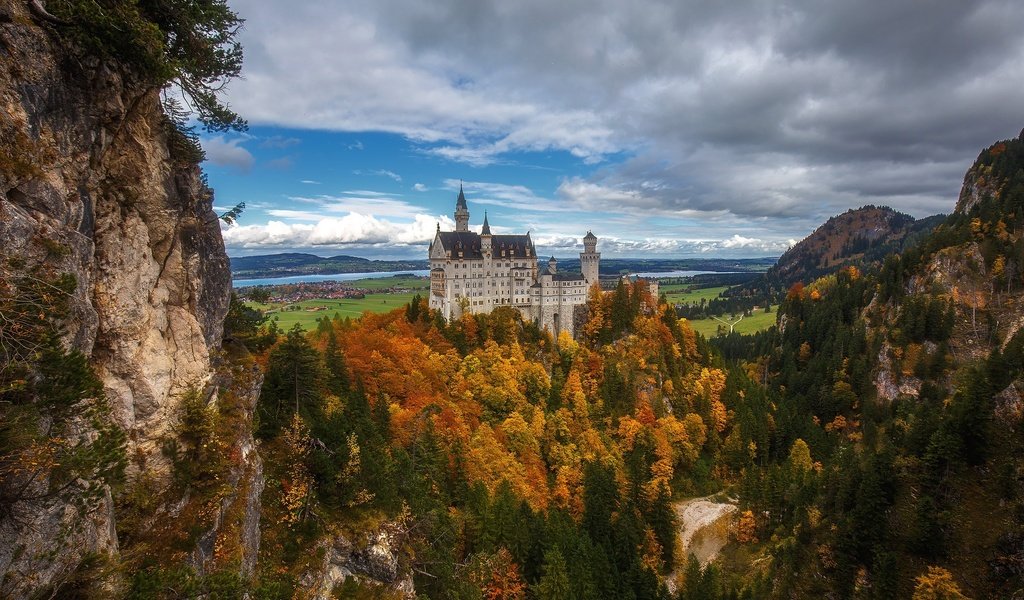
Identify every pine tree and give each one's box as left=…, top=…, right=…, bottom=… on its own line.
left=537, top=548, right=572, bottom=600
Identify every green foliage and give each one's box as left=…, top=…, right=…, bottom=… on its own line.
left=219, top=201, right=246, bottom=225
left=257, top=325, right=323, bottom=437
left=0, top=263, right=126, bottom=518
left=50, top=0, right=247, bottom=133
left=162, top=386, right=228, bottom=494
left=224, top=291, right=273, bottom=349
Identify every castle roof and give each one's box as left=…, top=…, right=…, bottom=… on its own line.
left=481, top=212, right=491, bottom=235
left=541, top=267, right=585, bottom=281
left=584, top=230, right=597, bottom=241
left=456, top=183, right=468, bottom=210
left=552, top=272, right=585, bottom=281
left=434, top=231, right=534, bottom=259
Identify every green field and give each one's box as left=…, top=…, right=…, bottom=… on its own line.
left=659, top=285, right=729, bottom=305
left=684, top=306, right=777, bottom=338
left=252, top=294, right=417, bottom=330
left=240, top=275, right=428, bottom=331
left=245, top=276, right=776, bottom=336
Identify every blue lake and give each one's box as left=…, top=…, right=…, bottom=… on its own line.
left=233, top=269, right=737, bottom=288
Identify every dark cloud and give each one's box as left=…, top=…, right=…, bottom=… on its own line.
left=225, top=0, right=1024, bottom=230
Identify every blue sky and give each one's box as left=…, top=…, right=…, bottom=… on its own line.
left=204, top=0, right=1024, bottom=260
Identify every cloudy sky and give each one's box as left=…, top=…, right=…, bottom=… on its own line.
left=204, top=0, right=1024, bottom=259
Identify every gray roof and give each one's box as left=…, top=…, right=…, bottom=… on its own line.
left=552, top=272, right=585, bottom=281
left=456, top=184, right=468, bottom=210
left=541, top=267, right=585, bottom=281
left=435, top=231, right=534, bottom=259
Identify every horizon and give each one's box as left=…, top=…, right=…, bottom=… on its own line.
left=204, top=0, right=1023, bottom=260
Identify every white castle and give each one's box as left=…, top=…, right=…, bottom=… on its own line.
left=428, top=185, right=599, bottom=337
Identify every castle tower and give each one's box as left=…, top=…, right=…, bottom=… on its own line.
left=455, top=182, right=470, bottom=232
left=581, top=230, right=600, bottom=287
left=480, top=212, right=492, bottom=255
left=548, top=256, right=557, bottom=274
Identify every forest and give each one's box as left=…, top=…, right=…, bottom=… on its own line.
left=3, top=0, right=1024, bottom=596
left=199, top=133, right=1024, bottom=598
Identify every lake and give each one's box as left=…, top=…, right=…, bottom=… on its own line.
left=233, top=270, right=431, bottom=287
left=233, top=268, right=736, bottom=288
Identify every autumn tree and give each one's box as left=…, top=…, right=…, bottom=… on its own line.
left=912, top=566, right=969, bottom=600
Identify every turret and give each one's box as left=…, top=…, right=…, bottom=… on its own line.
left=548, top=256, right=557, bottom=274
left=481, top=212, right=492, bottom=255
left=455, top=182, right=470, bottom=232
left=580, top=231, right=600, bottom=287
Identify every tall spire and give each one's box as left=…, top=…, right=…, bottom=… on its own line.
left=454, top=180, right=470, bottom=232
left=481, top=211, right=491, bottom=235
left=456, top=180, right=467, bottom=210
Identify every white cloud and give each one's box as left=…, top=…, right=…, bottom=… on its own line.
left=374, top=169, right=403, bottom=182
left=223, top=0, right=1024, bottom=228
left=446, top=179, right=573, bottom=212
left=202, top=136, right=255, bottom=172
left=222, top=214, right=454, bottom=248
left=413, top=183, right=428, bottom=192
left=287, top=194, right=428, bottom=218
left=300, top=179, right=321, bottom=185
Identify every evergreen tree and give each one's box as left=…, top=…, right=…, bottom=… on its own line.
left=537, top=548, right=572, bottom=600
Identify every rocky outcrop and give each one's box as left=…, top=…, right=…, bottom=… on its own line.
left=0, top=1, right=232, bottom=595
left=300, top=522, right=415, bottom=600
left=189, top=369, right=265, bottom=579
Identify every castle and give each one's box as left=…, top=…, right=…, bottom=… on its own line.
left=429, top=185, right=599, bottom=337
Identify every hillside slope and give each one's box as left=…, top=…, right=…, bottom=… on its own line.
left=732, top=206, right=942, bottom=300
left=719, top=131, right=1024, bottom=598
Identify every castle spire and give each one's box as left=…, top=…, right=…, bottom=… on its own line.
left=481, top=211, right=491, bottom=235
left=454, top=181, right=470, bottom=232
left=456, top=181, right=467, bottom=210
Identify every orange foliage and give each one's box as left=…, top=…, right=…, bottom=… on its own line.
left=735, top=510, right=758, bottom=543
left=473, top=548, right=527, bottom=600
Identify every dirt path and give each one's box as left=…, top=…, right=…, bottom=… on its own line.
left=666, top=496, right=737, bottom=593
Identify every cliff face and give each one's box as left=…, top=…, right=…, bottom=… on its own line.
left=0, top=1, right=232, bottom=594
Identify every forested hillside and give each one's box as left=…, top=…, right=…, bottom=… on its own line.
left=712, top=132, right=1024, bottom=598
left=220, top=281, right=736, bottom=598
left=216, top=125, right=1024, bottom=597
left=731, top=206, right=943, bottom=304
left=3, top=0, right=1023, bottom=595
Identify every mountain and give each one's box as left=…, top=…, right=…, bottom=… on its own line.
left=708, top=131, right=1024, bottom=597
left=230, top=252, right=427, bottom=279
left=732, top=205, right=943, bottom=300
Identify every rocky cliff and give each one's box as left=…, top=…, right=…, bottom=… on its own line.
left=0, top=1, right=238, bottom=595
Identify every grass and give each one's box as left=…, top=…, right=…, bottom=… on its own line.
left=339, top=275, right=429, bottom=291
left=656, top=283, right=776, bottom=337
left=246, top=277, right=777, bottom=336
left=660, top=285, right=730, bottom=305
left=241, top=276, right=427, bottom=331
left=684, top=306, right=778, bottom=338
left=261, top=295, right=417, bottom=330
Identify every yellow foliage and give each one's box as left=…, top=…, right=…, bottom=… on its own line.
left=735, top=510, right=758, bottom=544
left=617, top=416, right=644, bottom=452
left=912, top=566, right=969, bottom=600
left=710, top=398, right=728, bottom=434
left=789, top=438, right=813, bottom=472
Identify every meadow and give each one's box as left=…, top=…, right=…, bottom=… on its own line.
left=658, top=284, right=730, bottom=305
left=242, top=275, right=427, bottom=330
left=684, top=306, right=777, bottom=338
left=245, top=277, right=776, bottom=336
